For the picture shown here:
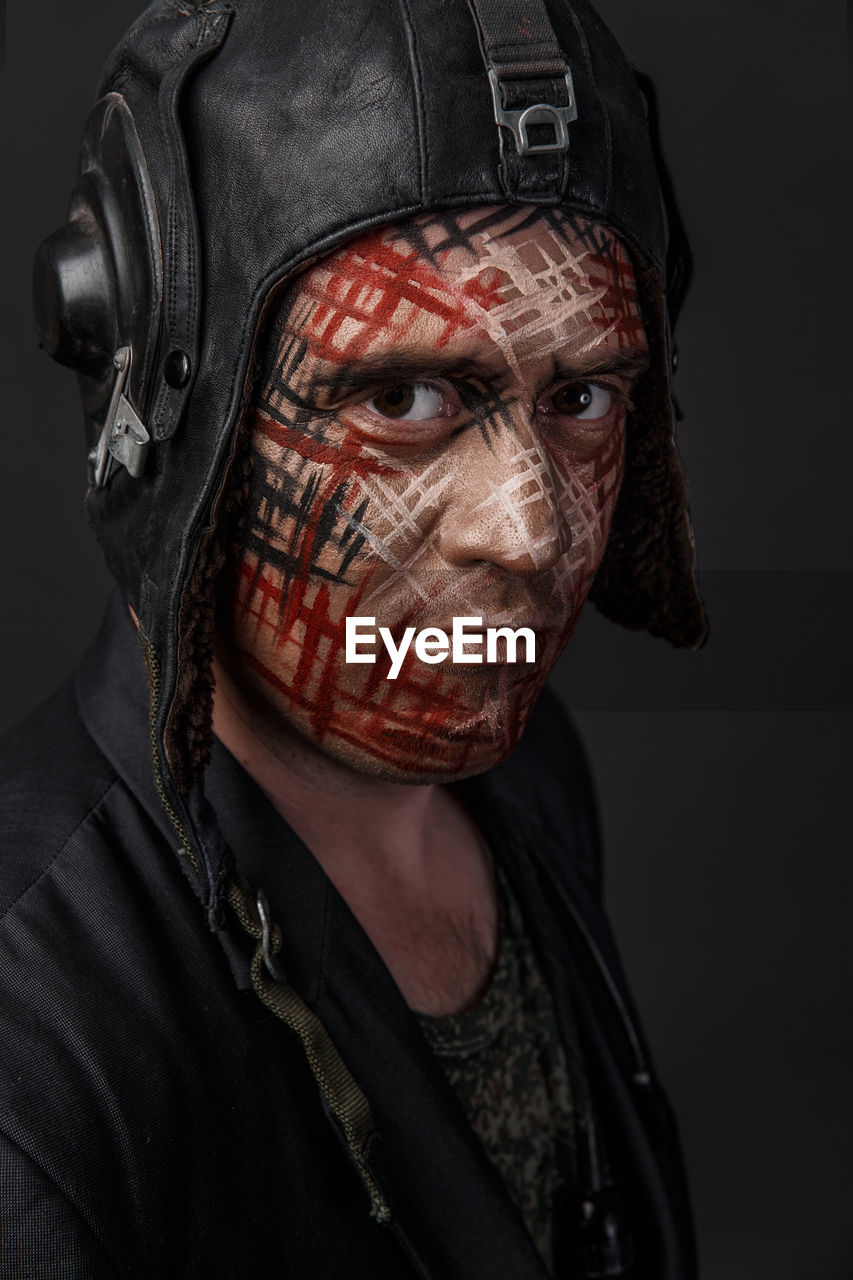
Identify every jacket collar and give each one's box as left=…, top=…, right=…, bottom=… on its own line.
left=76, top=592, right=176, bottom=851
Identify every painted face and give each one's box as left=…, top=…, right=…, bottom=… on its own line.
left=217, top=206, right=647, bottom=782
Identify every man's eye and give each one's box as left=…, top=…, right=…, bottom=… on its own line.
left=365, top=382, right=446, bottom=421
left=542, top=382, right=613, bottom=420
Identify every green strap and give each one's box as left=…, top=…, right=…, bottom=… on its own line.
left=226, top=875, right=391, bottom=1225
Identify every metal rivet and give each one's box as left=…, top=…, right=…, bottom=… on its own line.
left=164, top=348, right=191, bottom=389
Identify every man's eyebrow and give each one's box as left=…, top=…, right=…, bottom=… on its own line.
left=305, top=346, right=650, bottom=397
left=556, top=349, right=650, bottom=380
left=306, top=353, right=491, bottom=396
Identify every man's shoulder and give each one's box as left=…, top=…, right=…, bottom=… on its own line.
left=0, top=677, right=120, bottom=921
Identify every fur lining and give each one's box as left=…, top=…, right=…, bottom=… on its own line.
left=164, top=417, right=252, bottom=794
left=590, top=263, right=706, bottom=648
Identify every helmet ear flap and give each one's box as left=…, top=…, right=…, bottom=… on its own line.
left=33, top=94, right=163, bottom=472
left=633, top=70, right=693, bottom=340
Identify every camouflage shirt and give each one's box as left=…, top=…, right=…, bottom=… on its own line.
left=417, top=868, right=576, bottom=1275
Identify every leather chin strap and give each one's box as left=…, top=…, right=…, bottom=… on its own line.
left=466, top=0, right=577, bottom=202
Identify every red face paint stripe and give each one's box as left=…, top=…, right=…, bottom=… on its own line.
left=238, top=646, right=498, bottom=770
left=297, top=241, right=504, bottom=366
left=254, top=412, right=400, bottom=479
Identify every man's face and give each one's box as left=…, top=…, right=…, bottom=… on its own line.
left=217, top=206, right=647, bottom=782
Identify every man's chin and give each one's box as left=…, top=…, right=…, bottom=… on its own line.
left=216, top=646, right=549, bottom=786
left=318, top=727, right=525, bottom=786
left=308, top=687, right=540, bottom=784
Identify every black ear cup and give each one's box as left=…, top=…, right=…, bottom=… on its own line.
left=33, top=93, right=163, bottom=451
left=33, top=218, right=117, bottom=378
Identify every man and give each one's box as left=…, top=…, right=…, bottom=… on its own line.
left=1, top=0, right=704, bottom=1276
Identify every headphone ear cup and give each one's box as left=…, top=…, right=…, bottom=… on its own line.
left=32, top=94, right=163, bottom=439
left=33, top=216, right=118, bottom=378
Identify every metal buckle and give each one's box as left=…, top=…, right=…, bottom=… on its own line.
left=91, top=346, right=150, bottom=487
left=487, top=68, right=577, bottom=156
left=256, top=889, right=287, bottom=982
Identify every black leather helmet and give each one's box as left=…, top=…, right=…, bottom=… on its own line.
left=34, top=0, right=704, bottom=827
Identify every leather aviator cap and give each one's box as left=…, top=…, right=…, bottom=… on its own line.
left=33, top=0, right=704, bottom=897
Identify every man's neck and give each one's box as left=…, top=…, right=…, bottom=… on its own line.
left=211, top=658, right=498, bottom=1014
left=212, top=657, right=443, bottom=877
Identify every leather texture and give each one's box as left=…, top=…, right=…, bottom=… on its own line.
left=0, top=598, right=697, bottom=1277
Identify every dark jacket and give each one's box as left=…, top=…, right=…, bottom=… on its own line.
left=0, top=597, right=695, bottom=1278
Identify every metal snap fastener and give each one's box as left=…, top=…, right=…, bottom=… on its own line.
left=164, top=348, right=191, bottom=388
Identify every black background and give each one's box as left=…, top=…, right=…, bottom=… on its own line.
left=1, top=2, right=850, bottom=1276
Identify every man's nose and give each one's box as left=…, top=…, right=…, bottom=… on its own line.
left=436, top=415, right=568, bottom=574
